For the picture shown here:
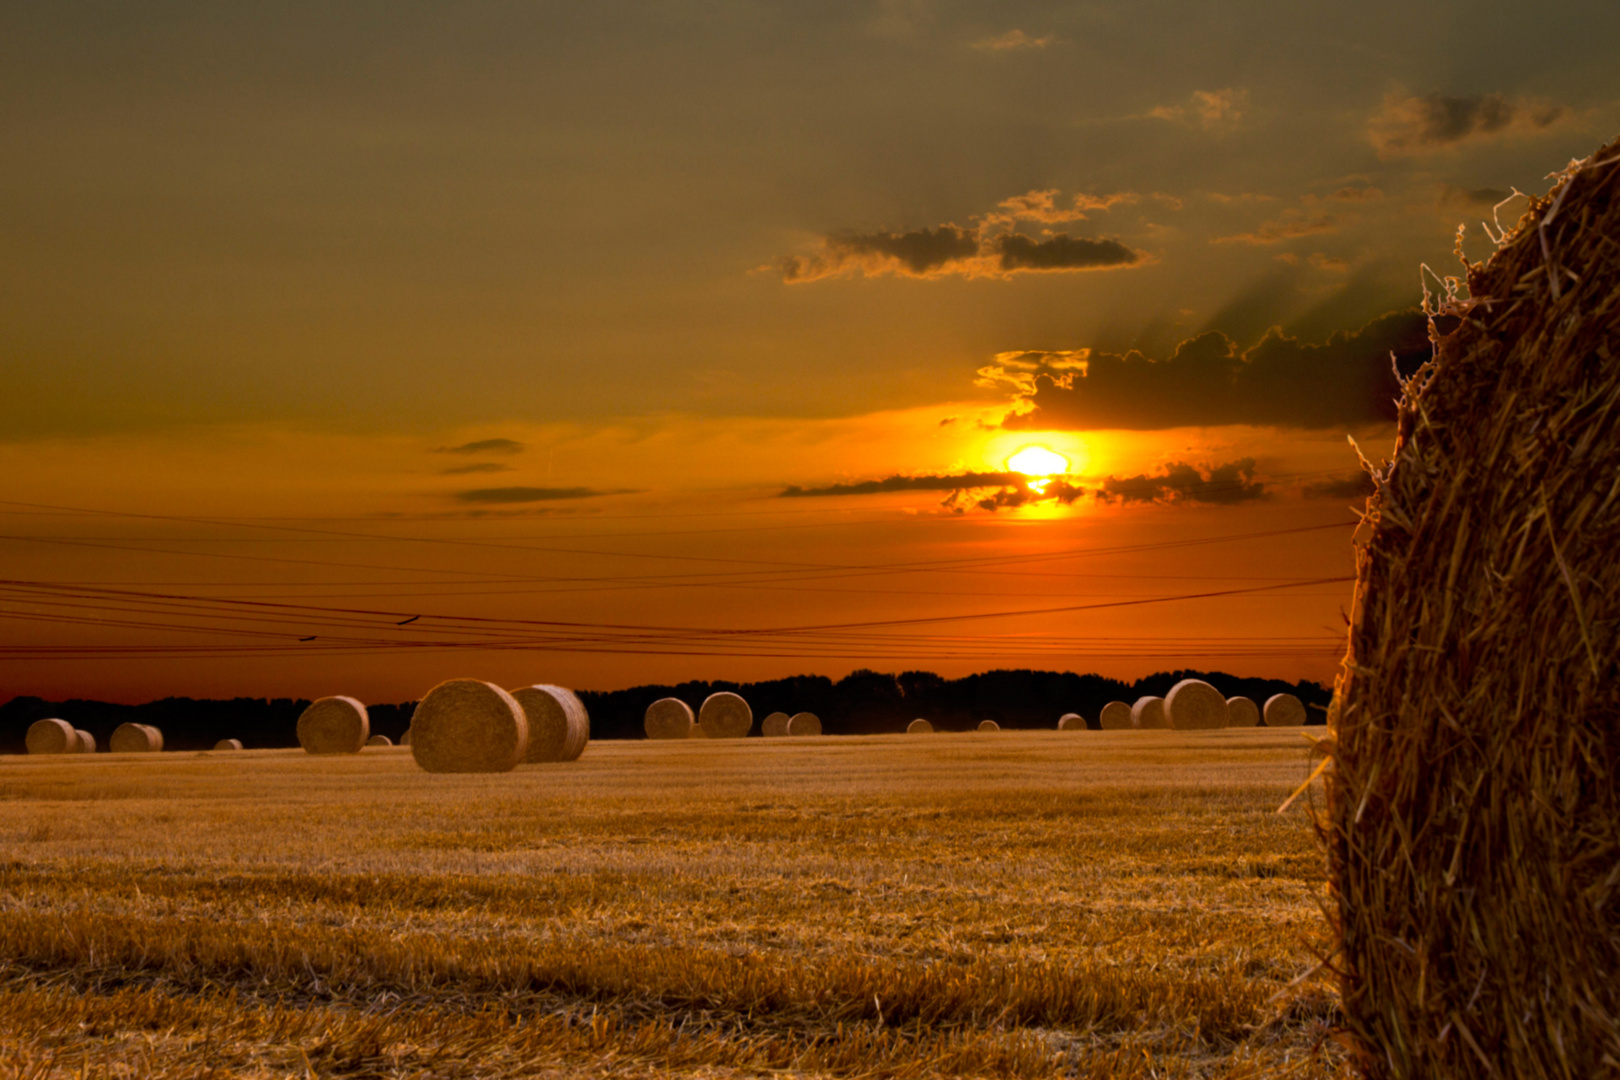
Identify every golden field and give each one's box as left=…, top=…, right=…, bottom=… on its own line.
left=0, top=729, right=1345, bottom=1079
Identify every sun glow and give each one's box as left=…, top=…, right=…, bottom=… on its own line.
left=1006, top=445, right=1069, bottom=493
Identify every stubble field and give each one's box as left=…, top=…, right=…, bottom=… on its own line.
left=0, top=729, right=1346, bottom=1079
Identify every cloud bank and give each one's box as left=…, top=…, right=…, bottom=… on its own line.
left=1368, top=91, right=1568, bottom=158
left=992, top=310, right=1431, bottom=431
left=1098, top=459, right=1266, bottom=505
left=456, top=486, right=618, bottom=503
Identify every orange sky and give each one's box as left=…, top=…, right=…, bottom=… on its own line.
left=1, top=3, right=1613, bottom=702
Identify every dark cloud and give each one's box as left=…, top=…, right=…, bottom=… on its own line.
left=1368, top=92, right=1569, bottom=158
left=782, top=471, right=1023, bottom=497
left=976, top=479, right=1085, bottom=512
left=996, top=310, right=1431, bottom=431
left=778, top=226, right=980, bottom=281
left=437, top=438, right=524, bottom=455
left=995, top=233, right=1140, bottom=271
left=1098, top=459, right=1266, bottom=505
left=456, top=486, right=617, bottom=503
left=441, top=463, right=512, bottom=475
left=1304, top=473, right=1376, bottom=500
left=1439, top=184, right=1514, bottom=209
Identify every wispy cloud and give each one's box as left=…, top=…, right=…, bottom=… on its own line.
left=971, top=29, right=1056, bottom=51
left=441, top=463, right=513, bottom=475
left=1367, top=90, right=1569, bottom=159
left=436, top=438, right=524, bottom=455
left=456, top=486, right=623, bottom=504
left=1213, top=213, right=1338, bottom=246
left=1150, top=89, right=1248, bottom=132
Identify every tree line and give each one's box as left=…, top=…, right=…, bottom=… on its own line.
left=0, top=668, right=1329, bottom=753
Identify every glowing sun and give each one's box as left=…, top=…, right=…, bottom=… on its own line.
left=1006, top=445, right=1070, bottom=494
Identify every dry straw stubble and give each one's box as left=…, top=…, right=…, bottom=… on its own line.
left=410, top=679, right=527, bottom=774
left=698, top=691, right=752, bottom=739
left=1130, top=696, right=1167, bottom=729
left=786, top=711, right=821, bottom=736
left=511, top=684, right=590, bottom=763
left=24, top=719, right=74, bottom=755
left=761, top=711, right=791, bottom=737
left=1328, top=135, right=1620, bottom=1077
left=644, top=697, right=694, bottom=740
left=1099, top=701, right=1133, bottom=730
left=1164, top=679, right=1229, bottom=730
left=1226, top=696, right=1260, bottom=727
left=296, top=696, right=369, bottom=755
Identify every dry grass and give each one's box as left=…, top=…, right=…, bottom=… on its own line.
left=0, top=729, right=1345, bottom=1079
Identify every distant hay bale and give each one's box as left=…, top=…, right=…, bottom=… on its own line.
left=907, top=718, right=933, bottom=734
left=688, top=724, right=708, bottom=738
left=213, top=738, right=243, bottom=751
left=75, top=730, right=95, bottom=753
left=25, top=718, right=74, bottom=755
left=761, top=711, right=791, bottom=737
left=786, top=711, right=821, bottom=736
left=1225, top=696, right=1260, bottom=727
left=1130, top=696, right=1167, bottom=729
left=644, top=697, right=694, bottom=740
left=409, top=678, right=527, bottom=774
left=1057, top=712, right=1085, bottom=731
left=511, top=684, right=591, bottom=763
left=296, top=696, right=370, bottom=755
left=976, top=719, right=1000, bottom=732
left=698, top=691, right=752, bottom=739
left=1098, top=701, right=1133, bottom=730
left=366, top=734, right=393, bottom=747
left=1262, top=693, right=1305, bottom=727
left=400, top=727, right=412, bottom=746
left=109, top=723, right=162, bottom=753
left=1327, top=137, right=1620, bottom=1077
left=1165, top=679, right=1230, bottom=730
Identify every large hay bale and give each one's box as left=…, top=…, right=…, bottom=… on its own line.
left=75, top=730, right=95, bottom=753
left=698, top=691, right=752, bottom=739
left=761, top=711, right=791, bottom=737
left=786, top=711, right=821, bottom=736
left=644, top=697, right=694, bottom=740
left=907, top=718, right=933, bottom=734
left=1328, top=138, right=1620, bottom=1078
left=366, top=734, right=393, bottom=747
left=26, top=718, right=74, bottom=755
left=976, top=719, right=1000, bottom=732
left=296, top=696, right=369, bottom=754
left=109, top=723, right=161, bottom=753
left=213, top=738, right=243, bottom=751
left=1098, top=701, right=1133, bottom=730
left=511, top=684, right=590, bottom=763
left=1130, top=696, right=1167, bottom=729
left=1262, top=693, right=1305, bottom=727
left=409, top=679, right=527, bottom=774
left=1225, top=696, right=1260, bottom=727
left=1164, top=679, right=1229, bottom=730
left=1057, top=712, right=1085, bottom=731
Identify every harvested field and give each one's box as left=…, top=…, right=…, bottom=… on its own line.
left=0, top=729, right=1343, bottom=1079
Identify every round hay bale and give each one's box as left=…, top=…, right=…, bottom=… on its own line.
left=1262, top=693, right=1305, bottom=728
left=1165, top=679, right=1229, bottom=730
left=906, top=718, right=933, bottom=734
left=511, top=684, right=590, bottom=763
left=109, top=722, right=161, bottom=753
left=1130, top=696, right=1167, bottom=729
left=1327, top=137, right=1620, bottom=1077
left=1098, top=701, right=1133, bottom=730
left=976, top=719, right=1000, bottom=732
left=688, top=724, right=708, bottom=738
left=213, top=738, right=243, bottom=751
left=75, top=730, right=95, bottom=753
left=698, top=691, right=752, bottom=739
left=296, top=696, right=369, bottom=755
left=786, top=711, right=821, bottom=736
left=1225, top=696, right=1260, bottom=727
left=366, top=734, right=393, bottom=747
left=26, top=719, right=74, bottom=755
left=1057, top=712, right=1085, bottom=731
left=409, top=679, right=527, bottom=774
left=644, top=697, right=694, bottom=740
left=761, top=711, right=791, bottom=737
left=400, top=727, right=412, bottom=746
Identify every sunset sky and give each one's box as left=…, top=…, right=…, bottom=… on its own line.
left=2, top=2, right=1615, bottom=703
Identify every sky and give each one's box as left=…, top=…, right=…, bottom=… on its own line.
left=1, top=1, right=1615, bottom=703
